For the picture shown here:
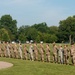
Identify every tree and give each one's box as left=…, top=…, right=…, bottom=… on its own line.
left=0, top=28, right=10, bottom=41
left=26, top=27, right=38, bottom=41
left=18, top=33, right=27, bottom=43
left=18, top=25, right=30, bottom=43
left=31, top=22, right=49, bottom=33
left=0, top=14, right=17, bottom=41
left=49, top=26, right=58, bottom=34
left=18, top=25, right=38, bottom=42
left=58, top=15, right=75, bottom=43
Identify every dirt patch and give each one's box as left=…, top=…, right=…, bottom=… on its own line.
left=0, top=61, right=13, bottom=69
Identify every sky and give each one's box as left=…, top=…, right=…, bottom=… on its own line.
left=0, top=0, right=75, bottom=27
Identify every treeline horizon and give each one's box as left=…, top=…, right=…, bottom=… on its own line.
left=0, top=14, right=75, bottom=43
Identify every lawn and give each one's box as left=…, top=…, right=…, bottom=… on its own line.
left=0, top=57, right=75, bottom=75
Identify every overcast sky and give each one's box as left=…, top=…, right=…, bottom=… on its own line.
left=0, top=0, right=75, bottom=27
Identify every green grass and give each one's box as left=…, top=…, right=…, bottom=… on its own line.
left=0, top=57, right=75, bottom=75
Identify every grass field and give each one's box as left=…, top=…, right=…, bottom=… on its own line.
left=0, top=57, right=75, bottom=75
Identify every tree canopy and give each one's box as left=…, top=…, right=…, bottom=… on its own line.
left=58, top=15, right=75, bottom=43
left=0, top=14, right=75, bottom=43
left=0, top=15, right=17, bottom=41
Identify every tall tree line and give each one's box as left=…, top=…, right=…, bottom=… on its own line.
left=0, top=14, right=75, bottom=43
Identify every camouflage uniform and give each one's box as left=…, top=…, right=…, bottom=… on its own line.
left=23, top=44, right=28, bottom=60
left=58, top=45, right=64, bottom=64
left=46, top=44, right=50, bottom=62
left=63, top=45, right=69, bottom=64
left=13, top=43, right=18, bottom=58
left=6, top=42, right=11, bottom=58
left=0, top=43, right=2, bottom=57
left=33, top=43, right=38, bottom=61
left=18, top=43, right=23, bottom=59
left=70, top=43, right=75, bottom=65
left=10, top=43, right=14, bottom=58
left=53, top=44, right=58, bottom=63
left=39, top=44, right=44, bottom=62
left=29, top=44, right=34, bottom=61
left=1, top=41, right=6, bottom=57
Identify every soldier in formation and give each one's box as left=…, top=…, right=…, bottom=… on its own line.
left=39, top=43, right=45, bottom=62
left=63, top=45, right=69, bottom=64
left=70, top=43, right=75, bottom=65
left=23, top=44, right=28, bottom=60
left=33, top=43, right=39, bottom=61
left=58, top=45, right=64, bottom=64
left=0, top=41, right=75, bottom=66
left=29, top=43, right=34, bottom=61
left=18, top=43, right=23, bottom=59
left=45, top=44, right=50, bottom=62
left=53, top=43, right=58, bottom=63
left=6, top=42, right=11, bottom=58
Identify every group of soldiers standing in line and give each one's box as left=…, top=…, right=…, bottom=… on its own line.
left=0, top=41, right=75, bottom=66
left=53, top=42, right=75, bottom=65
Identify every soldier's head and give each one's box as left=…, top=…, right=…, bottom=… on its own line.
left=47, top=44, right=49, bottom=46
left=64, top=44, right=68, bottom=48
left=71, top=42, right=74, bottom=45
left=59, top=44, right=62, bottom=47
left=53, top=43, right=56, bottom=47
left=34, top=43, right=37, bottom=46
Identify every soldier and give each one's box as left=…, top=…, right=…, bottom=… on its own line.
left=23, top=44, right=28, bottom=60
left=1, top=41, right=6, bottom=57
left=18, top=43, right=23, bottom=59
left=39, top=43, right=45, bottom=62
left=0, top=43, right=2, bottom=57
left=6, top=42, right=11, bottom=58
left=13, top=42, right=18, bottom=59
left=53, top=44, right=58, bottom=63
left=58, top=45, right=64, bottom=64
left=33, top=43, right=38, bottom=61
left=63, top=45, right=69, bottom=64
left=70, top=43, right=75, bottom=65
left=10, top=42, right=14, bottom=58
left=29, top=43, right=34, bottom=61
left=46, top=44, right=50, bottom=62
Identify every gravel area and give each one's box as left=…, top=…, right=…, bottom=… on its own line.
left=0, top=61, right=13, bottom=69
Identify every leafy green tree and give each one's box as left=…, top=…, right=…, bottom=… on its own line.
left=58, top=15, right=75, bottom=43
left=35, top=35, right=40, bottom=43
left=49, top=34, right=58, bottom=43
left=0, top=14, right=17, bottom=41
left=18, top=33, right=27, bottom=43
left=18, top=25, right=30, bottom=43
left=42, top=33, right=58, bottom=43
left=26, top=27, right=38, bottom=41
left=49, top=26, right=58, bottom=34
left=18, top=25, right=38, bottom=42
left=31, top=22, right=49, bottom=33
left=0, top=28, right=10, bottom=41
